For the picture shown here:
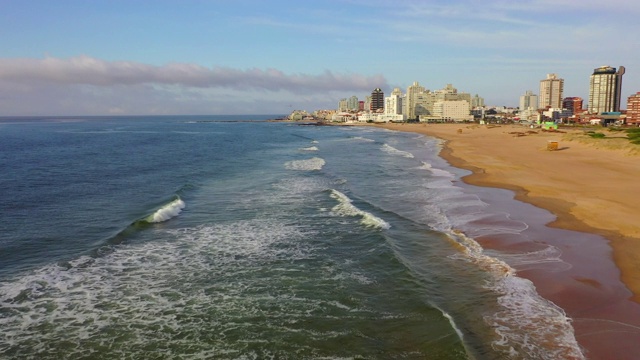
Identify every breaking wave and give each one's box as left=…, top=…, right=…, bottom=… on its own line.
left=381, top=144, right=414, bottom=158
left=329, top=189, right=390, bottom=230
left=446, top=231, right=584, bottom=359
left=145, top=198, right=185, bottom=223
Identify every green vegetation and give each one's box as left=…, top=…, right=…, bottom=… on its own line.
left=626, top=128, right=640, bottom=144
left=583, top=128, right=640, bottom=144
left=586, top=131, right=606, bottom=138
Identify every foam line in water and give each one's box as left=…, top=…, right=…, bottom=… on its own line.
left=329, top=189, right=390, bottom=230
left=351, top=136, right=375, bottom=142
left=284, top=157, right=325, bottom=171
left=418, top=161, right=454, bottom=178
left=445, top=230, right=584, bottom=359
left=299, top=146, right=318, bottom=151
left=146, top=198, right=186, bottom=223
left=381, top=144, right=414, bottom=158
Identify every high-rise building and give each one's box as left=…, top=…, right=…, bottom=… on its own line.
left=539, top=74, right=564, bottom=109
left=370, top=88, right=384, bottom=112
left=562, top=97, right=583, bottom=116
left=588, top=65, right=625, bottom=114
left=346, top=96, right=359, bottom=111
left=338, top=98, right=348, bottom=112
left=519, top=90, right=538, bottom=110
left=471, top=94, right=485, bottom=108
left=384, top=88, right=403, bottom=115
left=406, top=82, right=426, bottom=120
left=626, top=92, right=640, bottom=125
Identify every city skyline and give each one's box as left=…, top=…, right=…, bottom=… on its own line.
left=1, top=0, right=638, bottom=116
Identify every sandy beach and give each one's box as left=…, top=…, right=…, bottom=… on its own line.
left=371, top=122, right=640, bottom=359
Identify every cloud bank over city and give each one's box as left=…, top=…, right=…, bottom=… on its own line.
left=0, top=56, right=387, bottom=115
left=1, top=0, right=639, bottom=115
left=0, top=56, right=386, bottom=92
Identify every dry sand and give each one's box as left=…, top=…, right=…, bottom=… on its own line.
left=369, top=122, right=640, bottom=359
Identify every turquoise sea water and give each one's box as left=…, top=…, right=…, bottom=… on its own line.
left=0, top=116, right=583, bottom=359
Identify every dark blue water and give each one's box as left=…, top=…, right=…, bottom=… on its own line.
left=0, top=116, right=583, bottom=359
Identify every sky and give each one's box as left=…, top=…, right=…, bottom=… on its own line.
left=1, top=0, right=639, bottom=116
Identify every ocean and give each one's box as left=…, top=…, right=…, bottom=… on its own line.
left=0, top=115, right=584, bottom=359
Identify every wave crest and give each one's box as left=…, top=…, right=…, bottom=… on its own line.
left=146, top=198, right=186, bottom=223
left=330, top=190, right=390, bottom=230
left=381, top=144, right=414, bottom=158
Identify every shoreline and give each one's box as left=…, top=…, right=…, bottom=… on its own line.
left=366, top=122, right=640, bottom=359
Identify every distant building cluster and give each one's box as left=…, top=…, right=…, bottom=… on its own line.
left=295, top=64, right=639, bottom=126
left=519, top=65, right=634, bottom=126
left=331, top=82, right=481, bottom=123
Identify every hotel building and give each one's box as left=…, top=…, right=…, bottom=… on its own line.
left=519, top=90, right=538, bottom=110
left=539, top=74, right=564, bottom=109
left=626, top=92, right=640, bottom=125
left=588, top=65, right=625, bottom=114
left=406, top=82, right=427, bottom=120
left=562, top=97, right=583, bottom=116
left=370, top=88, right=384, bottom=112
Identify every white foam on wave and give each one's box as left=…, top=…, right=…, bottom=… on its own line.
left=381, top=144, right=414, bottom=158
left=418, top=161, right=454, bottom=178
left=329, top=189, right=390, bottom=230
left=299, top=146, right=319, bottom=151
left=284, top=157, right=326, bottom=171
left=446, top=231, right=584, bottom=359
left=489, top=246, right=572, bottom=272
left=351, top=136, right=375, bottom=142
left=146, top=198, right=185, bottom=223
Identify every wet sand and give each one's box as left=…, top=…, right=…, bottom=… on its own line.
left=369, top=122, right=640, bottom=359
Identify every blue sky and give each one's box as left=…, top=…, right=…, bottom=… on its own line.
left=1, top=0, right=638, bottom=115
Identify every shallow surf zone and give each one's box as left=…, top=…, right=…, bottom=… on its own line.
left=387, top=137, right=584, bottom=358
left=444, top=227, right=584, bottom=359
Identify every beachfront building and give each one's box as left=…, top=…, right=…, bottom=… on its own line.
left=338, top=98, right=348, bottom=112
left=626, top=92, right=640, bottom=125
left=406, top=81, right=428, bottom=120
left=519, top=90, right=538, bottom=111
left=434, top=84, right=472, bottom=104
left=562, top=97, right=583, bottom=116
left=539, top=74, right=564, bottom=109
left=588, top=65, right=625, bottom=114
left=471, top=94, right=485, bottom=108
left=347, top=96, right=359, bottom=111
left=421, top=100, right=472, bottom=122
left=363, top=96, right=372, bottom=112
left=376, top=88, right=405, bottom=122
left=542, top=108, right=572, bottom=121
left=370, top=88, right=384, bottom=111
left=384, top=88, right=403, bottom=116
